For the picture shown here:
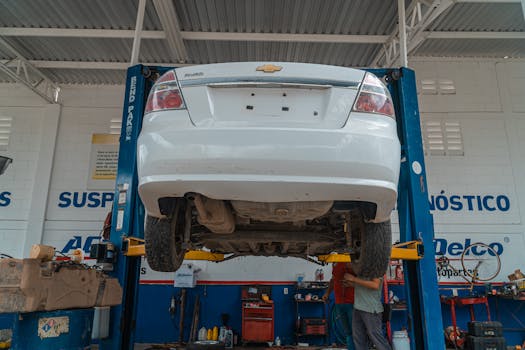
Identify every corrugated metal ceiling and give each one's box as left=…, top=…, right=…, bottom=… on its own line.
left=0, top=0, right=161, bottom=30
left=185, top=40, right=381, bottom=67
left=416, top=38, right=525, bottom=58
left=0, top=0, right=523, bottom=85
left=175, top=0, right=398, bottom=35
left=428, top=3, right=525, bottom=32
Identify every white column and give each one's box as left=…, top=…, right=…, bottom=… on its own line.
left=521, top=0, right=525, bottom=24
left=23, top=104, right=61, bottom=256
left=398, top=0, right=408, bottom=67
left=130, top=0, right=147, bottom=65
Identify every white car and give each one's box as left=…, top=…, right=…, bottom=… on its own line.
left=138, top=62, right=400, bottom=277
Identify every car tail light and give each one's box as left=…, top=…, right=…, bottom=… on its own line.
left=145, top=70, right=186, bottom=113
left=353, top=73, right=395, bottom=118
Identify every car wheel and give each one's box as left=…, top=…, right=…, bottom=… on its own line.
left=145, top=199, right=186, bottom=272
left=350, top=219, right=392, bottom=279
left=186, top=341, right=225, bottom=350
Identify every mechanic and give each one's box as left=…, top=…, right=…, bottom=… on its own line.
left=322, top=263, right=355, bottom=350
left=343, top=272, right=391, bottom=350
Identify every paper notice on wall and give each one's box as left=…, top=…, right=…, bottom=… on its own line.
left=88, top=134, right=119, bottom=190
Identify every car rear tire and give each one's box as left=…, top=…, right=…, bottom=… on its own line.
left=350, top=219, right=392, bottom=279
left=145, top=199, right=186, bottom=272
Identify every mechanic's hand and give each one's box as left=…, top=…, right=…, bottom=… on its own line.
left=344, top=272, right=356, bottom=283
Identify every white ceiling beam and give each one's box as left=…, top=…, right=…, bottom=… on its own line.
left=153, top=0, right=188, bottom=63
left=0, top=27, right=165, bottom=39
left=2, top=56, right=525, bottom=72
left=0, top=27, right=389, bottom=43
left=426, top=31, right=525, bottom=39
left=181, top=31, right=389, bottom=44
left=1, top=60, right=192, bottom=70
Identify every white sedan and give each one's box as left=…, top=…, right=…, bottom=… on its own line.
left=138, top=62, right=400, bottom=277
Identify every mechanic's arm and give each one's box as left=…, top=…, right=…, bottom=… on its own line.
left=322, top=278, right=335, bottom=301
left=344, top=273, right=381, bottom=290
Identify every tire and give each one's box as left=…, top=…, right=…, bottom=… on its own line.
left=460, top=243, right=501, bottom=282
left=350, top=220, right=392, bottom=279
left=186, top=341, right=225, bottom=350
left=144, top=200, right=186, bottom=272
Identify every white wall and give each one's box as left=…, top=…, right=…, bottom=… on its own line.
left=0, top=59, right=524, bottom=283
left=409, top=59, right=525, bottom=283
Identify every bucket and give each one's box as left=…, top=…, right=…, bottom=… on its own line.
left=392, top=330, right=410, bottom=350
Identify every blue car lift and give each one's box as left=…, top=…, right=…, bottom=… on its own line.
left=99, top=65, right=445, bottom=350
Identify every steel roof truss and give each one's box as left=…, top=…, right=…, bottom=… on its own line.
left=0, top=37, right=60, bottom=104
left=371, top=0, right=455, bottom=67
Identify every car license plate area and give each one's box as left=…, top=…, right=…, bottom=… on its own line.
left=208, top=87, right=329, bottom=126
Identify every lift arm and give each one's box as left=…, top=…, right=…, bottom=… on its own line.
left=123, top=237, right=424, bottom=262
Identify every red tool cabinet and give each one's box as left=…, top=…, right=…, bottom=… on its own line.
left=241, top=302, right=274, bottom=343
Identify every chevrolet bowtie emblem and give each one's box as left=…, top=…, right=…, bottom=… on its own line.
left=256, top=64, right=282, bottom=73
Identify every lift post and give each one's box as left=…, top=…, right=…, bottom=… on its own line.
left=103, top=65, right=444, bottom=350
left=376, top=67, right=445, bottom=350
left=99, top=65, right=168, bottom=350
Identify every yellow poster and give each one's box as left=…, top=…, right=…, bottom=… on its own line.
left=89, top=134, right=119, bottom=186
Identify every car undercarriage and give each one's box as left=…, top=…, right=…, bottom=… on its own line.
left=145, top=195, right=392, bottom=278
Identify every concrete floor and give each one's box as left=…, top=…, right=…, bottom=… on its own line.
left=133, top=346, right=338, bottom=350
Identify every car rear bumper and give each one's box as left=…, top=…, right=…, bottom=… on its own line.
left=138, top=113, right=400, bottom=222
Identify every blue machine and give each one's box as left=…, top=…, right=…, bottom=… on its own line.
left=100, top=65, right=445, bottom=350
left=10, top=309, right=94, bottom=350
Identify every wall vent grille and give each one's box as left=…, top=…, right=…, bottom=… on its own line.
left=422, top=119, right=464, bottom=156
left=0, top=116, right=13, bottom=151
left=109, top=118, right=122, bottom=135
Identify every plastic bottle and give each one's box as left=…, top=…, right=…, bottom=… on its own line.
left=198, top=327, right=207, bottom=341
left=392, top=330, right=410, bottom=350
left=207, top=328, right=212, bottom=340
left=219, top=326, right=226, bottom=342
left=212, top=326, right=219, bottom=341
left=275, top=336, right=281, bottom=346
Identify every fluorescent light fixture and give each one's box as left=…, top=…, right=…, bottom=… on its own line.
left=0, top=156, right=12, bottom=175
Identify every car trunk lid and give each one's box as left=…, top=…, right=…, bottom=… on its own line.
left=175, top=62, right=365, bottom=129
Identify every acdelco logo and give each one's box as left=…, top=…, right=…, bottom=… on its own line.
left=434, top=238, right=503, bottom=256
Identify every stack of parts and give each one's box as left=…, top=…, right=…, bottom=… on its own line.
left=0, top=258, right=122, bottom=313
left=466, top=321, right=506, bottom=350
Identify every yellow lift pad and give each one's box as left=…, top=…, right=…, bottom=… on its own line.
left=123, top=237, right=225, bottom=261
left=123, top=237, right=423, bottom=262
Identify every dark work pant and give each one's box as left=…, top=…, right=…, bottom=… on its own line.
left=352, top=309, right=391, bottom=350
left=334, top=303, right=355, bottom=350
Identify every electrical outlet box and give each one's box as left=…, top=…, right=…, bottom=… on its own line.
left=284, top=288, right=288, bottom=295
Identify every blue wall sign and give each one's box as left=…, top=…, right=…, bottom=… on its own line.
left=0, top=191, right=11, bottom=207
left=58, top=191, right=114, bottom=208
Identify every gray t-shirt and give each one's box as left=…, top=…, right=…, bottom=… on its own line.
left=354, top=278, right=383, bottom=313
